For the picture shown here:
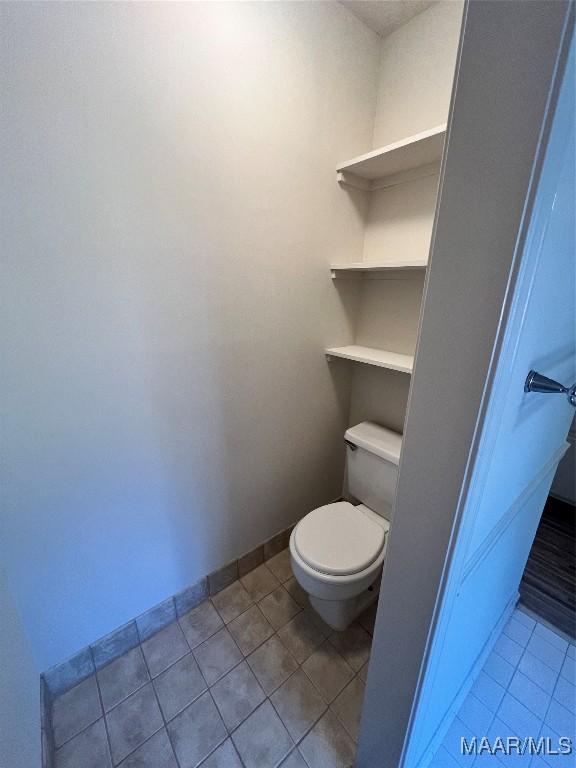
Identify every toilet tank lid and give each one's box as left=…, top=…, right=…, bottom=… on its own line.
left=345, top=422, right=402, bottom=465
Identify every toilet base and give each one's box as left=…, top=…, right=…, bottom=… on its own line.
left=309, top=581, right=379, bottom=631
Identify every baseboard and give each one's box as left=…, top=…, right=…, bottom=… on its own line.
left=413, top=591, right=518, bottom=768
left=41, top=520, right=296, bottom=702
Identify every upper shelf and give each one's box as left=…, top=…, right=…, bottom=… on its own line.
left=326, top=345, right=414, bottom=374
left=330, top=260, right=427, bottom=278
left=337, top=125, right=446, bottom=191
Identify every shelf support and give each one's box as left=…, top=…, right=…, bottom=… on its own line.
left=336, top=171, right=372, bottom=192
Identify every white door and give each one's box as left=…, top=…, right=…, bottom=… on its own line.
left=404, top=36, right=575, bottom=768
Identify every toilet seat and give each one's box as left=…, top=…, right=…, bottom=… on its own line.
left=293, top=501, right=385, bottom=576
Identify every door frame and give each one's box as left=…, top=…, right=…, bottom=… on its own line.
left=356, top=2, right=574, bottom=767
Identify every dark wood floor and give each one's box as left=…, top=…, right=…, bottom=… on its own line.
left=519, top=495, right=575, bottom=639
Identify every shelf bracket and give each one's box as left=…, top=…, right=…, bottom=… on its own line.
left=336, top=171, right=372, bottom=192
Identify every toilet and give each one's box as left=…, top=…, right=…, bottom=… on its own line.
left=290, top=421, right=401, bottom=631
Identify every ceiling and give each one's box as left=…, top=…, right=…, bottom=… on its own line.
left=340, top=0, right=436, bottom=37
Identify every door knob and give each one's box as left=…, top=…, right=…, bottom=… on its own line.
left=524, top=370, right=576, bottom=406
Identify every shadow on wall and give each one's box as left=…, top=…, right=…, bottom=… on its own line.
left=0, top=0, right=378, bottom=671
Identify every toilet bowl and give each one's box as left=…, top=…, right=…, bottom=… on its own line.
left=289, top=422, right=401, bottom=630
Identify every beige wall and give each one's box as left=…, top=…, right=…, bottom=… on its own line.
left=372, top=0, right=464, bottom=147
left=0, top=1, right=380, bottom=669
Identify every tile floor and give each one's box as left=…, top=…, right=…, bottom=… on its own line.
left=432, top=607, right=576, bottom=768
left=51, top=548, right=375, bottom=768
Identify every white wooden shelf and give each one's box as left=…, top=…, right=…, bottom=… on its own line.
left=330, top=260, right=427, bottom=278
left=337, top=125, right=446, bottom=191
left=325, top=345, right=414, bottom=373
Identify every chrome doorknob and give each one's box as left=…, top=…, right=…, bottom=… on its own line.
left=524, top=370, right=576, bottom=406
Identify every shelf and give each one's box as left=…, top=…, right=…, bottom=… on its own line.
left=337, top=124, right=446, bottom=191
left=330, top=260, right=427, bottom=278
left=325, top=345, right=414, bottom=373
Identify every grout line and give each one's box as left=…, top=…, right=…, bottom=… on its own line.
left=538, top=640, right=569, bottom=740
left=135, top=622, right=184, bottom=768
left=136, top=620, right=187, bottom=768
left=48, top=550, right=370, bottom=768
left=91, top=646, right=115, bottom=767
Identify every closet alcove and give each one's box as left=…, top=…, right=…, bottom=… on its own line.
left=327, top=126, right=446, bottom=438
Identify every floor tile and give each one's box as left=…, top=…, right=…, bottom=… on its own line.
left=509, top=671, right=551, bottom=719
left=517, top=651, right=559, bottom=694
left=258, top=587, right=301, bottom=631
left=179, top=601, right=223, bottom=650
left=358, top=663, right=368, bottom=683
left=471, top=671, right=505, bottom=713
left=533, top=623, right=569, bottom=653
left=429, top=746, right=460, bottom=768
left=284, top=577, right=309, bottom=610
left=241, top=564, right=281, bottom=603
left=232, top=700, right=294, bottom=768
left=301, top=641, right=355, bottom=703
left=504, top=617, right=533, bottom=648
left=440, top=717, right=475, bottom=767
left=306, top=608, right=333, bottom=638
left=512, top=609, right=536, bottom=631
left=167, top=691, right=227, bottom=768
left=457, top=692, right=493, bottom=734
left=193, top=627, right=243, bottom=685
left=211, top=661, right=266, bottom=731
left=560, top=653, right=575, bottom=682
left=357, top=602, right=377, bottom=636
left=279, top=749, right=309, bottom=768
left=545, top=699, right=575, bottom=740
left=52, top=675, right=102, bottom=748
left=497, top=693, right=541, bottom=738
left=494, top=634, right=524, bottom=667
left=118, top=728, right=178, bottom=767
left=539, top=724, right=575, bottom=768
left=486, top=719, right=533, bottom=767
left=299, top=709, right=356, bottom=768
left=228, top=605, right=274, bottom=656
left=141, top=622, right=189, bottom=678
left=54, top=718, right=112, bottom=768
left=483, top=650, right=516, bottom=689
left=266, top=549, right=293, bottom=583
left=328, top=623, right=372, bottom=671
left=106, top=683, right=163, bottom=765
left=247, top=635, right=299, bottom=695
left=330, top=676, right=366, bottom=742
left=277, top=610, right=329, bottom=664
left=526, top=635, right=566, bottom=672
left=98, top=646, right=150, bottom=712
left=199, top=738, right=243, bottom=768
left=153, top=652, right=207, bottom=722
left=270, top=669, right=327, bottom=742
left=212, top=581, right=254, bottom=624
left=553, top=675, right=575, bottom=715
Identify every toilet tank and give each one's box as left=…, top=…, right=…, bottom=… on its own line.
left=344, top=422, right=402, bottom=518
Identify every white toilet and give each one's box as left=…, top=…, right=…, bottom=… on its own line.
left=290, top=421, right=401, bottom=631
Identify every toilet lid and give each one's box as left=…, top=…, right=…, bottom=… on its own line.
left=294, top=502, right=385, bottom=576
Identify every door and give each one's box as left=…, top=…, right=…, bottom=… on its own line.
left=355, top=3, right=574, bottom=767
left=405, top=33, right=575, bottom=767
